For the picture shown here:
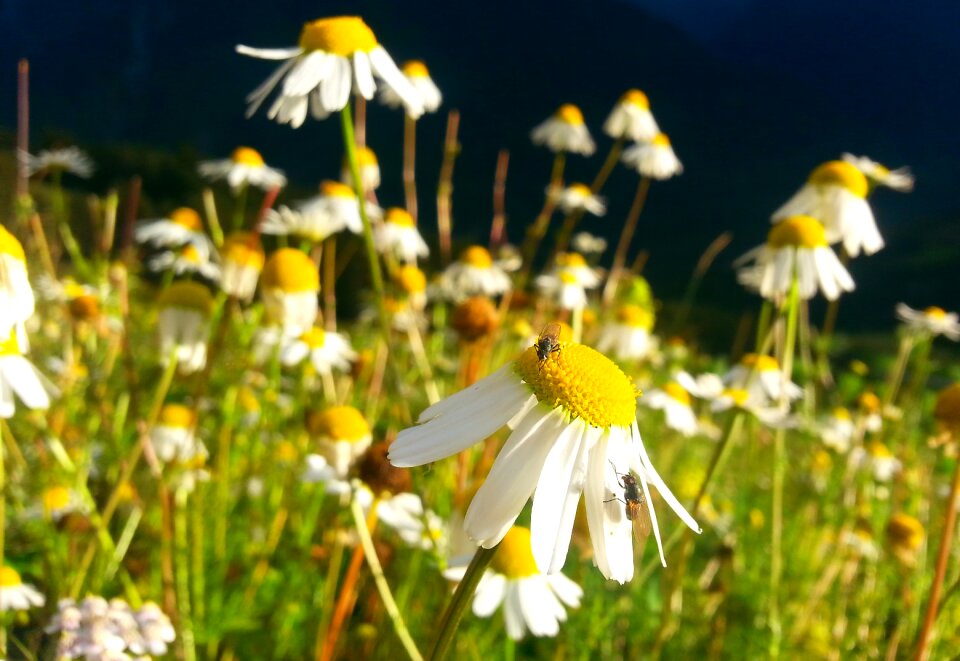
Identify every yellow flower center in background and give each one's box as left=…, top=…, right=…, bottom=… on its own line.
left=867, top=441, right=892, bottom=458
left=262, top=248, right=320, bottom=293
left=833, top=407, right=851, bottom=420
left=231, top=146, right=265, bottom=167
left=808, top=161, right=868, bottom=198
left=274, top=440, right=299, bottom=463
left=724, top=388, right=750, bottom=407
left=514, top=343, right=639, bottom=428
left=664, top=382, right=692, bottom=406
left=556, top=252, right=587, bottom=268
left=812, top=450, right=832, bottom=472
left=299, top=327, right=328, bottom=349
left=299, top=16, right=378, bottom=55
left=396, top=265, right=426, bottom=294
left=617, top=304, right=654, bottom=330
left=320, top=180, right=357, bottom=199
left=767, top=215, right=828, bottom=249
left=924, top=306, right=947, bottom=320
left=461, top=246, right=493, bottom=268
left=238, top=386, right=261, bottom=413
left=403, top=60, right=430, bottom=78
left=934, top=382, right=960, bottom=426
left=0, top=226, right=26, bottom=262
left=567, top=183, right=592, bottom=197
left=887, top=513, right=924, bottom=549
left=158, top=281, right=214, bottom=314
left=223, top=232, right=265, bottom=269
left=43, top=486, right=71, bottom=515
left=556, top=104, right=585, bottom=126
left=558, top=271, right=579, bottom=286
left=859, top=392, right=881, bottom=413
left=741, top=353, right=779, bottom=373
left=0, top=566, right=22, bottom=587
left=491, top=526, right=538, bottom=578
left=622, top=89, right=650, bottom=109
left=0, top=328, right=20, bottom=357
left=159, top=403, right=197, bottom=430
left=651, top=133, right=671, bottom=147
left=310, top=405, right=370, bottom=442
left=385, top=208, right=416, bottom=228
left=182, top=244, right=203, bottom=264
left=170, top=208, right=203, bottom=230
left=356, top=146, right=379, bottom=167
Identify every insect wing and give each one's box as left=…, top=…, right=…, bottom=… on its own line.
left=631, top=499, right=652, bottom=548
left=538, top=322, right=562, bottom=344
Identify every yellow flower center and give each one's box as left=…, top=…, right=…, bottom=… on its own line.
left=43, top=486, right=71, bottom=514
left=310, top=405, right=370, bottom=442
left=238, top=387, right=261, bottom=413
left=320, top=180, right=357, bottom=199
left=867, top=441, right=892, bottom=458
left=396, top=265, right=426, bottom=294
left=812, top=450, right=832, bottom=471
left=170, top=208, right=203, bottom=231
left=934, top=383, right=960, bottom=425
left=231, top=146, right=265, bottom=167
left=559, top=271, right=579, bottom=285
left=158, top=281, right=214, bottom=313
left=724, top=388, right=750, bottom=407
left=0, top=566, right=22, bottom=587
left=859, top=392, right=881, bottom=413
left=182, top=244, right=203, bottom=264
left=385, top=208, right=415, bottom=228
left=299, top=16, right=378, bottom=55
left=223, top=232, right=265, bottom=269
left=887, top=513, right=924, bottom=549
left=461, top=246, right=493, bottom=268
left=833, top=407, right=851, bottom=420
left=0, top=226, right=26, bottom=263
left=651, top=133, right=671, bottom=147
left=158, top=403, right=197, bottom=429
left=490, top=526, right=538, bottom=578
left=299, top=327, right=328, bottom=349
left=924, top=306, right=947, bottom=320
left=556, top=252, right=587, bottom=268
left=622, top=89, right=650, bottom=109
left=274, top=440, right=298, bottom=463
left=0, top=328, right=20, bottom=357
left=567, top=183, right=592, bottom=197
left=514, top=343, right=639, bottom=428
left=262, top=248, right=319, bottom=293
left=617, top=304, right=653, bottom=330
left=402, top=60, right=430, bottom=78
left=556, top=104, right=585, bottom=126
left=356, top=146, right=378, bottom=167
left=740, top=353, right=779, bottom=373
left=767, top=215, right=828, bottom=249
left=664, top=382, right=691, bottom=406
left=808, top=161, right=868, bottom=198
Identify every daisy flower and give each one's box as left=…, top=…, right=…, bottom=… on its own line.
left=841, top=153, right=914, bottom=192
left=535, top=253, right=600, bottom=312
left=736, top=215, right=855, bottom=301
left=530, top=104, right=596, bottom=156
left=389, top=338, right=700, bottom=582
left=380, top=59, right=443, bottom=113
left=886, top=513, right=925, bottom=567
left=157, top=282, right=213, bottom=374
left=436, top=246, right=512, bottom=302
left=25, top=146, right=94, bottom=178
left=621, top=133, right=683, bottom=180
left=819, top=407, right=855, bottom=453
left=281, top=327, right=357, bottom=375
left=0, top=566, right=45, bottom=612
left=596, top=304, right=656, bottom=361
left=375, top=208, right=429, bottom=263
left=198, top=146, right=287, bottom=193
left=895, top=304, right=960, bottom=341
left=723, top=353, right=801, bottom=405
left=709, top=388, right=793, bottom=428
left=135, top=207, right=215, bottom=258
left=571, top=232, right=608, bottom=256
left=260, top=248, right=319, bottom=335
left=443, top=526, right=583, bottom=639
left=147, top=244, right=221, bottom=282
left=851, top=441, right=901, bottom=482
left=772, top=160, right=882, bottom=256
left=603, top=89, right=660, bottom=142
left=841, top=522, right=880, bottom=561
left=555, top=183, right=606, bottom=216
left=395, top=264, right=428, bottom=312
left=262, top=181, right=377, bottom=242
left=0, top=328, right=56, bottom=418
left=306, top=405, right=372, bottom=478
left=149, top=404, right=204, bottom=464
left=857, top=391, right=884, bottom=433
left=341, top=146, right=382, bottom=191
left=356, top=486, right=446, bottom=551
left=41, top=486, right=84, bottom=521
left=237, top=15, right=423, bottom=126
left=642, top=381, right=700, bottom=437
left=220, top=231, right=265, bottom=302
left=0, top=225, right=36, bottom=337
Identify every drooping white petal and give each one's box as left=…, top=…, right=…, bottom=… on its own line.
left=472, top=573, right=507, bottom=617
left=236, top=45, right=303, bottom=60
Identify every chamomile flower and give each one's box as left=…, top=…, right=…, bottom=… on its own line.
left=851, top=441, right=901, bottom=482
left=642, top=381, right=700, bottom=437
left=306, top=405, right=372, bottom=478
left=40, top=486, right=84, bottom=522
left=147, top=244, right=221, bottom=281
left=25, top=146, right=94, bottom=178
left=723, top=353, right=802, bottom=405
left=443, top=526, right=583, bottom=639
left=886, top=513, right=925, bottom=567
left=0, top=225, right=36, bottom=337
left=819, top=407, right=855, bottom=453
left=604, top=89, right=660, bottom=142
left=736, top=215, right=854, bottom=301
left=0, top=566, right=45, bottom=611
left=841, top=153, right=914, bottom=192
left=150, top=404, right=204, bottom=464
left=260, top=248, right=319, bottom=335
left=262, top=181, right=377, bottom=242
left=555, top=184, right=606, bottom=216
left=621, top=133, right=683, bottom=180
left=220, top=232, right=265, bottom=302
left=596, top=304, right=656, bottom=362
left=0, top=328, right=56, bottom=418
left=535, top=253, right=600, bottom=311
left=281, top=327, right=357, bottom=376
left=841, top=522, right=879, bottom=560
left=709, top=388, right=792, bottom=427
left=389, top=339, right=700, bottom=582
left=531, top=104, right=596, bottom=156
left=436, top=246, right=512, bottom=302
left=380, top=60, right=442, bottom=113
left=772, top=160, right=882, bottom=256
left=895, top=304, right=960, bottom=341
left=857, top=392, right=884, bottom=434
left=157, top=282, right=213, bottom=374
left=355, top=486, right=446, bottom=551
left=198, top=146, right=287, bottom=192
left=395, top=265, right=428, bottom=312
left=238, top=16, right=423, bottom=126
left=135, top=208, right=215, bottom=258
left=571, top=232, right=608, bottom=257
left=340, top=146, right=382, bottom=191
left=375, top=208, right=429, bottom=263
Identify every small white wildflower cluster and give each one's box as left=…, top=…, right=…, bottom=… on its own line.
left=45, top=597, right=176, bottom=660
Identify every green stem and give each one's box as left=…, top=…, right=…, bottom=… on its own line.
left=232, top=183, right=249, bottom=232
left=429, top=545, right=499, bottom=661
left=174, top=487, right=197, bottom=661
left=0, top=423, right=6, bottom=659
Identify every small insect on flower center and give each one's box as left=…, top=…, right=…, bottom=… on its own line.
left=767, top=215, right=828, bottom=249
left=622, top=89, right=650, bottom=109
left=385, top=208, right=416, bottom=228
left=514, top=343, right=639, bottom=429
left=158, top=281, right=214, bottom=314
left=223, top=232, right=265, bottom=269
left=158, top=404, right=197, bottom=430
left=664, top=382, right=692, bottom=406
left=461, top=245, right=493, bottom=268
left=491, top=526, right=539, bottom=578
left=808, top=161, right=869, bottom=199
left=231, top=146, right=265, bottom=167
left=169, top=207, right=203, bottom=231
left=651, top=133, right=672, bottom=147
left=299, top=16, right=379, bottom=56
left=556, top=104, right=585, bottom=126
left=320, top=180, right=357, bottom=200
left=42, top=486, right=71, bottom=514
left=0, top=226, right=26, bottom=262
left=402, top=60, right=430, bottom=78
left=262, top=248, right=320, bottom=293
left=0, top=566, right=22, bottom=588
left=396, top=265, right=426, bottom=294
left=924, top=306, right=947, bottom=320
left=617, top=304, right=654, bottom=330
left=307, top=405, right=370, bottom=442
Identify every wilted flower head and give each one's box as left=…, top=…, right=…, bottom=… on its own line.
left=380, top=59, right=442, bottom=114
left=340, top=145, right=381, bottom=191
left=157, top=282, right=214, bottom=374
left=451, top=296, right=500, bottom=343
left=886, top=513, right=924, bottom=567
left=150, top=404, right=205, bottom=464
left=531, top=104, right=595, bottom=156
left=198, top=146, right=287, bottom=192
left=220, top=232, right=265, bottom=302
left=375, top=208, right=429, bottom=263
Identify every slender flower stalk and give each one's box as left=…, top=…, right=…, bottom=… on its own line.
left=174, top=487, right=197, bottom=661
left=403, top=115, right=419, bottom=220
left=518, top=153, right=566, bottom=288
left=488, top=149, right=510, bottom=251
left=602, top=176, right=651, bottom=306
left=429, top=545, right=499, bottom=661
left=437, top=110, right=460, bottom=267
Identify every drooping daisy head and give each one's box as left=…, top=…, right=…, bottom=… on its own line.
left=604, top=89, right=659, bottom=142
left=150, top=403, right=204, bottom=464
left=555, top=183, right=606, bottom=216
left=375, top=208, right=429, bottom=264
left=306, top=404, right=373, bottom=477
left=198, top=146, right=287, bottom=193
left=147, top=243, right=221, bottom=282
left=736, top=215, right=855, bottom=301
left=280, top=327, right=357, bottom=376
left=841, top=153, right=914, bottom=192
left=341, top=145, right=382, bottom=191
left=26, top=146, right=94, bottom=178
left=238, top=16, right=423, bottom=127
left=135, top=207, right=215, bottom=257
left=380, top=59, right=442, bottom=114
left=724, top=353, right=801, bottom=405
left=220, top=232, right=265, bottom=302
left=530, top=104, right=596, bottom=156
left=621, top=133, right=683, bottom=180
left=896, top=304, right=960, bottom=341
left=260, top=248, right=319, bottom=334
left=535, top=253, right=600, bottom=311
left=436, top=246, right=512, bottom=302
left=0, top=225, right=35, bottom=337
left=0, top=566, right=45, bottom=612
left=595, top=304, right=656, bottom=362
left=157, top=282, right=214, bottom=374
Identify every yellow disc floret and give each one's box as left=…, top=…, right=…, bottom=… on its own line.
left=556, top=104, right=585, bottom=126
left=299, top=16, right=378, bottom=55
left=402, top=60, right=430, bottom=78
left=724, top=388, right=750, bottom=408
left=808, top=161, right=868, bottom=198
left=651, top=133, right=671, bottom=147
left=767, top=215, right=828, bottom=249
left=0, top=566, right=22, bottom=587
left=514, top=342, right=639, bottom=428
left=231, top=146, right=265, bottom=167
left=567, top=183, right=592, bottom=197
left=159, top=403, right=197, bottom=430
left=924, top=306, right=947, bottom=320
left=556, top=252, right=587, bottom=268
left=461, top=245, right=493, bottom=268
left=356, top=146, right=379, bottom=167
left=491, top=526, right=539, bottom=579
left=42, top=486, right=71, bottom=515
left=222, top=232, right=265, bottom=269
left=617, top=304, right=654, bottom=330
left=308, top=405, right=370, bottom=442
left=0, top=226, right=26, bottom=262
left=867, top=441, right=892, bottom=458
left=262, top=248, right=319, bottom=293
left=0, top=329, right=20, bottom=357
left=858, top=392, right=881, bottom=413
left=664, top=382, right=692, bottom=406
left=396, top=265, right=426, bottom=294
left=622, top=89, right=650, bottom=109
left=833, top=407, right=852, bottom=420
left=158, top=281, right=214, bottom=314
left=320, top=180, right=357, bottom=199
left=385, top=208, right=416, bottom=228
left=169, top=208, right=203, bottom=231
left=740, top=353, right=779, bottom=372
left=299, top=327, right=328, bottom=349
